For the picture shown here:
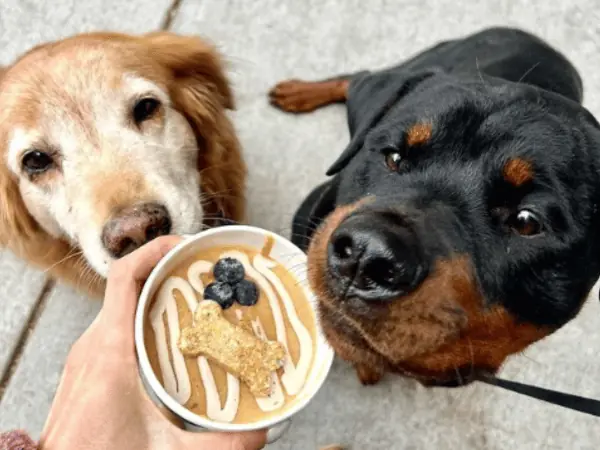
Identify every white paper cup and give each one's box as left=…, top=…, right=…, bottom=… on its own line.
left=134, top=225, right=335, bottom=444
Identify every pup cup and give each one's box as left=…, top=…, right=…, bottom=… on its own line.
left=134, top=226, right=334, bottom=444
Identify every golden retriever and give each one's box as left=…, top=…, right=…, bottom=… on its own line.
left=0, top=31, right=246, bottom=297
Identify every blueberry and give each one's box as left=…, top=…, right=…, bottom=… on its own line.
left=235, top=279, right=259, bottom=306
left=213, top=257, right=245, bottom=284
left=204, top=282, right=235, bottom=309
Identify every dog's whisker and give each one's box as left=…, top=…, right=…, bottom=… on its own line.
left=467, top=337, right=475, bottom=383
left=475, top=56, right=486, bottom=85
left=75, top=264, right=95, bottom=294
left=517, top=350, right=542, bottom=366
left=269, top=223, right=319, bottom=237
left=289, top=223, right=320, bottom=234
left=517, top=62, right=541, bottom=84
left=200, top=193, right=240, bottom=203
left=201, top=190, right=236, bottom=199
left=44, top=249, right=84, bottom=273
left=197, top=163, right=242, bottom=177
left=200, top=186, right=236, bottom=197
left=454, top=365, right=464, bottom=386
left=294, top=278, right=310, bottom=288
left=284, top=262, right=309, bottom=276
left=83, top=271, right=102, bottom=296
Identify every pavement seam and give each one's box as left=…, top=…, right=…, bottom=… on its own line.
left=0, top=278, right=55, bottom=402
left=160, top=0, right=183, bottom=30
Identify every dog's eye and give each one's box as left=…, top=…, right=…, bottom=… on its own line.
left=385, top=152, right=403, bottom=172
left=133, top=97, right=161, bottom=124
left=508, top=209, right=543, bottom=236
left=21, top=150, right=54, bottom=174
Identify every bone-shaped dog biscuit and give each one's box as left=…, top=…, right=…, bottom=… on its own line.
left=178, top=300, right=286, bottom=397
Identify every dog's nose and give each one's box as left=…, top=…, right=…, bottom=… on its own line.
left=102, top=203, right=172, bottom=259
left=327, top=213, right=424, bottom=300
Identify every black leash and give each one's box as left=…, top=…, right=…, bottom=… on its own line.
left=477, top=372, right=600, bottom=417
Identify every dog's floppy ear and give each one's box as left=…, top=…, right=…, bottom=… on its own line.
left=292, top=177, right=340, bottom=251
left=143, top=32, right=246, bottom=224
left=142, top=31, right=234, bottom=109
left=326, top=69, right=439, bottom=176
left=0, top=162, right=38, bottom=244
left=0, top=66, right=38, bottom=242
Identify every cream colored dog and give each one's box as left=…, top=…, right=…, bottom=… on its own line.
left=0, top=32, right=246, bottom=296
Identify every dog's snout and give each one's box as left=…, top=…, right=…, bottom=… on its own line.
left=328, top=213, right=425, bottom=300
left=102, top=203, right=172, bottom=259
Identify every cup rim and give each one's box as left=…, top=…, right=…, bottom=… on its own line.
left=134, top=225, right=335, bottom=432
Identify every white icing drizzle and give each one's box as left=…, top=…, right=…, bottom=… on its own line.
left=252, top=318, right=286, bottom=411
left=253, top=254, right=314, bottom=395
left=150, top=276, right=198, bottom=404
left=187, top=260, right=241, bottom=423
left=221, top=250, right=314, bottom=396
left=149, top=248, right=314, bottom=423
left=187, top=260, right=213, bottom=292
left=197, top=359, right=240, bottom=422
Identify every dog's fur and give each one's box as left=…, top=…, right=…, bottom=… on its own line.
left=0, top=31, right=246, bottom=296
left=270, top=27, right=600, bottom=386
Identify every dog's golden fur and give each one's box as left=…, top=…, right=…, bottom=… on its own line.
left=0, top=32, right=246, bottom=297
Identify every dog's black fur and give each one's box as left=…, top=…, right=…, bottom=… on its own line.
left=291, top=27, right=600, bottom=329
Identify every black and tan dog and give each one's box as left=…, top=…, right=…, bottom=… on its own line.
left=269, top=27, right=600, bottom=387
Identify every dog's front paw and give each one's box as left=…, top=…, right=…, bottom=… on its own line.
left=268, top=79, right=324, bottom=113
left=355, top=363, right=385, bottom=385
left=268, top=79, right=348, bottom=113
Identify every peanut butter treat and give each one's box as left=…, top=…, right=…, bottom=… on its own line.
left=178, top=301, right=286, bottom=397
left=144, top=237, right=318, bottom=424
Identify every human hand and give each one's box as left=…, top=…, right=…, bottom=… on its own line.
left=40, top=236, right=266, bottom=450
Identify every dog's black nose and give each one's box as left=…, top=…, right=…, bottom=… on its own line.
left=102, top=203, right=172, bottom=259
left=327, top=213, right=424, bottom=300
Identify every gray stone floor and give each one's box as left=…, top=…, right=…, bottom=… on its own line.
left=1, top=1, right=600, bottom=449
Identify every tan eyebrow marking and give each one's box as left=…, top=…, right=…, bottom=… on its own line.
left=503, top=158, right=533, bottom=186
left=406, top=123, right=432, bottom=147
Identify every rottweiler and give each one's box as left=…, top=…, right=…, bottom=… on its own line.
left=268, top=27, right=600, bottom=387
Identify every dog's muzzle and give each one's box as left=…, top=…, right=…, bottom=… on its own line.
left=102, top=202, right=172, bottom=259
left=326, top=211, right=427, bottom=301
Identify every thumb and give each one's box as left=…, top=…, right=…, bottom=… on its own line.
left=179, top=430, right=267, bottom=450
left=103, top=235, right=183, bottom=327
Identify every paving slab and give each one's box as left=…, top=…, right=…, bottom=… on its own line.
left=0, top=284, right=101, bottom=434
left=171, top=1, right=600, bottom=448
left=0, top=0, right=173, bottom=65
left=0, top=251, right=46, bottom=378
